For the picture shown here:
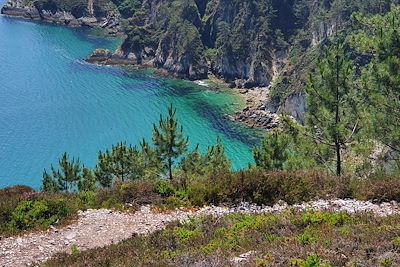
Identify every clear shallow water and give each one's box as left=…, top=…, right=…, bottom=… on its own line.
left=0, top=10, right=260, bottom=189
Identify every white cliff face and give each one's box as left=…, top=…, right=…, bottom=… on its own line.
left=279, top=92, right=306, bottom=124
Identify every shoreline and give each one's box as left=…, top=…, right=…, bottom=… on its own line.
left=87, top=49, right=279, bottom=131
left=0, top=2, right=124, bottom=36
left=2, top=7, right=280, bottom=132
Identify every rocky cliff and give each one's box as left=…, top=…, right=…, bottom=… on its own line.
left=3, top=0, right=399, bottom=124
left=1, top=0, right=122, bottom=34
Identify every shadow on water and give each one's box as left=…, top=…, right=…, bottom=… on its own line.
left=71, top=27, right=122, bottom=50
left=155, top=79, right=202, bottom=98
left=69, top=60, right=125, bottom=76
left=66, top=58, right=262, bottom=148
left=191, top=100, right=262, bottom=148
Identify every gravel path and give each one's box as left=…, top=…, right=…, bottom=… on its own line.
left=1, top=199, right=400, bottom=267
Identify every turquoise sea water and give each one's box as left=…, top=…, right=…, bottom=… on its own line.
left=0, top=9, right=261, bottom=189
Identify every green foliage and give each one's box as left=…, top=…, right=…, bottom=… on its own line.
left=155, top=180, right=175, bottom=198
left=139, top=139, right=163, bottom=179
left=253, top=131, right=291, bottom=171
left=380, top=257, right=393, bottom=267
left=70, top=245, right=79, bottom=256
left=204, top=137, right=231, bottom=174
left=297, top=233, right=312, bottom=245
left=302, top=212, right=350, bottom=227
left=94, top=151, right=114, bottom=188
left=42, top=153, right=82, bottom=193
left=174, top=227, right=202, bottom=243
left=305, top=43, right=359, bottom=176
left=280, top=116, right=320, bottom=171
left=391, top=236, right=400, bottom=251
left=179, top=145, right=205, bottom=177
left=152, top=104, right=188, bottom=180
left=349, top=7, right=400, bottom=170
left=77, top=191, right=96, bottom=207
left=41, top=170, right=58, bottom=193
left=291, top=255, right=331, bottom=267
left=116, top=0, right=141, bottom=18
left=7, top=199, right=69, bottom=231
left=204, top=48, right=217, bottom=61
left=94, top=143, right=149, bottom=187
left=0, top=186, right=34, bottom=234
left=77, top=167, right=96, bottom=192
left=37, top=205, right=400, bottom=267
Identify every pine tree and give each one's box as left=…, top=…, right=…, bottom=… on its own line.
left=280, top=116, right=319, bottom=172
left=94, top=151, right=113, bottom=188
left=110, top=142, right=131, bottom=182
left=305, top=43, right=359, bottom=176
left=140, top=139, right=163, bottom=179
left=204, top=137, right=231, bottom=174
left=78, top=167, right=96, bottom=192
left=180, top=144, right=205, bottom=176
left=152, top=104, right=188, bottom=180
left=253, top=131, right=291, bottom=171
left=140, top=139, right=158, bottom=168
left=351, top=7, right=400, bottom=154
left=40, top=170, right=58, bottom=193
left=126, top=145, right=145, bottom=180
left=47, top=153, right=82, bottom=193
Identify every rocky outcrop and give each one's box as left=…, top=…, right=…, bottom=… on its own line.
left=86, top=48, right=146, bottom=65
left=230, top=89, right=280, bottom=130
left=1, top=0, right=40, bottom=19
left=1, top=0, right=122, bottom=35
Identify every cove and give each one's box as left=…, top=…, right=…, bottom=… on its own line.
left=0, top=9, right=261, bottom=189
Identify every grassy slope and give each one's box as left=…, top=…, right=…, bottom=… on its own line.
left=44, top=212, right=400, bottom=266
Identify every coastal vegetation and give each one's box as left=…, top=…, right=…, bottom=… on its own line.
left=2, top=6, right=400, bottom=237
left=1, top=1, right=400, bottom=266
left=43, top=212, right=400, bottom=266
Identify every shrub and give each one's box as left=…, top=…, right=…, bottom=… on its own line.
left=302, top=212, right=350, bottom=227
left=96, top=180, right=161, bottom=209
left=291, top=255, right=330, bottom=267
left=174, top=227, right=202, bottom=243
left=380, top=258, right=393, bottom=267
left=297, top=233, right=313, bottom=245
left=186, top=170, right=351, bottom=206
left=391, top=237, right=400, bottom=251
left=7, top=199, right=69, bottom=231
left=352, top=176, right=400, bottom=202
left=77, top=191, right=96, bottom=208
left=70, top=245, right=79, bottom=256
left=0, top=186, right=35, bottom=233
left=155, top=180, right=176, bottom=197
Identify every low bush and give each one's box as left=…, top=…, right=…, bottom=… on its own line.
left=7, top=198, right=70, bottom=232
left=2, top=170, right=400, bottom=237
left=95, top=180, right=161, bottom=210
left=185, top=170, right=352, bottom=206
left=351, top=176, right=400, bottom=202
left=0, top=186, right=35, bottom=233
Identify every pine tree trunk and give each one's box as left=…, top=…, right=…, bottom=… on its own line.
left=335, top=140, right=341, bottom=176
left=335, top=45, right=342, bottom=177
left=121, top=162, right=124, bottom=182
left=168, top=158, right=173, bottom=180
